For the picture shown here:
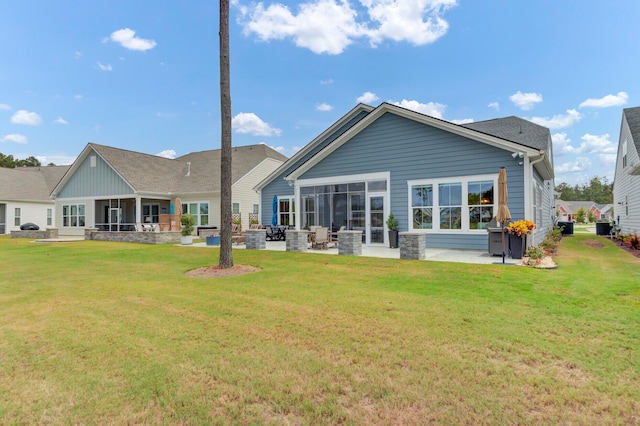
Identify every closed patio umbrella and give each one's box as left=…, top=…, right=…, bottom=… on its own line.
left=272, top=195, right=278, bottom=227
left=496, top=167, right=511, bottom=263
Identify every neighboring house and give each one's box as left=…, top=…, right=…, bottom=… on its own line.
left=613, top=106, right=640, bottom=233
left=555, top=199, right=611, bottom=222
left=255, top=103, right=556, bottom=250
left=0, top=165, right=69, bottom=234
left=51, top=143, right=287, bottom=236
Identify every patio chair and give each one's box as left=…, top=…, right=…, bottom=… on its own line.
left=232, top=223, right=246, bottom=244
left=265, top=225, right=278, bottom=241
left=312, top=227, right=329, bottom=249
left=329, top=226, right=345, bottom=246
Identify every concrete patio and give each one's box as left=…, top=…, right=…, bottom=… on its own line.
left=185, top=240, right=521, bottom=265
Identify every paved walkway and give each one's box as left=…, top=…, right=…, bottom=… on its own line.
left=187, top=240, right=521, bottom=265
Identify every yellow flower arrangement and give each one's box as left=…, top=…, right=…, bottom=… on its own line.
left=507, top=219, right=536, bottom=237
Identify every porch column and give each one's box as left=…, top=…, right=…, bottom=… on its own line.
left=135, top=196, right=142, bottom=230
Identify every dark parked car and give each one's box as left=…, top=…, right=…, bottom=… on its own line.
left=20, top=223, right=39, bottom=230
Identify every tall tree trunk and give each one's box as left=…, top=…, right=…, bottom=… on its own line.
left=219, top=0, right=233, bottom=268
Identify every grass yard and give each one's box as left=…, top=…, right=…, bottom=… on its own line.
left=1, top=234, right=639, bottom=424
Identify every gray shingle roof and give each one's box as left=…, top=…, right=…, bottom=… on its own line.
left=0, top=165, right=70, bottom=201
left=623, top=106, right=640, bottom=153
left=87, top=143, right=287, bottom=194
left=461, top=116, right=552, bottom=151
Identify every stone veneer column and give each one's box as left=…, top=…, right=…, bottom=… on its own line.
left=245, top=229, right=266, bottom=250
left=399, top=232, right=425, bottom=260
left=45, top=228, right=59, bottom=239
left=84, top=228, right=98, bottom=240
left=286, top=230, right=309, bottom=252
left=338, top=230, right=362, bottom=256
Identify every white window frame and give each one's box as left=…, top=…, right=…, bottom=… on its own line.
left=181, top=202, right=210, bottom=226
left=14, top=208, right=21, bottom=226
left=407, top=174, right=498, bottom=233
left=277, top=196, right=296, bottom=227
left=47, top=208, right=52, bottom=226
left=294, top=172, right=391, bottom=232
left=62, top=204, right=86, bottom=228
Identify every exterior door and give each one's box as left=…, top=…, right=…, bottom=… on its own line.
left=110, top=208, right=120, bottom=231
left=368, top=194, right=385, bottom=244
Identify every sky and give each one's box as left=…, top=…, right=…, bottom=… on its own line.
left=1, top=1, right=639, bottom=186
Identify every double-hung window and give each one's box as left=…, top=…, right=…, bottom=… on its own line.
left=439, top=183, right=462, bottom=230
left=62, top=204, right=86, bottom=227
left=411, top=184, right=433, bottom=229
left=408, top=175, right=496, bottom=232
left=181, top=202, right=209, bottom=226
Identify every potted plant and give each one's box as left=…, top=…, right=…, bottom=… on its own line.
left=506, top=219, right=535, bottom=259
left=180, top=213, right=195, bottom=245
left=386, top=212, right=399, bottom=248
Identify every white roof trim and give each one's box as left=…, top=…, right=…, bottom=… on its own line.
left=285, top=102, right=541, bottom=182
left=254, top=103, right=375, bottom=191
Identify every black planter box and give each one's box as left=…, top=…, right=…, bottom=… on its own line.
left=509, top=234, right=525, bottom=259
left=388, top=230, right=399, bottom=248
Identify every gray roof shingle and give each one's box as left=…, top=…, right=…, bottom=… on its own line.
left=87, top=143, right=287, bottom=194
left=461, top=116, right=552, bottom=152
left=623, top=106, right=640, bottom=153
left=0, top=165, right=70, bottom=201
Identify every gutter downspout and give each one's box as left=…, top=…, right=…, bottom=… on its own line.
left=526, top=152, right=549, bottom=243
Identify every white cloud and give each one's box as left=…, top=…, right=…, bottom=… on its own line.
left=35, top=154, right=76, bottom=165
left=552, top=132, right=616, bottom=156
left=75, top=51, right=82, bottom=58
left=357, top=91, right=379, bottom=104
left=74, top=94, right=83, bottom=100
left=488, top=102, right=499, bottom=111
left=156, top=149, right=176, bottom=159
left=392, top=99, right=446, bottom=118
left=551, top=132, right=575, bottom=154
left=232, top=112, right=282, bottom=136
left=11, top=110, right=42, bottom=126
left=450, top=118, right=473, bottom=124
left=555, top=156, right=592, bottom=174
left=578, top=133, right=616, bottom=155
left=97, top=62, right=113, bottom=71
left=316, top=103, right=333, bottom=111
left=320, top=79, right=334, bottom=85
left=1, top=134, right=28, bottom=144
left=361, top=0, right=456, bottom=47
left=0, top=103, right=10, bottom=110
left=509, top=91, right=543, bottom=110
left=53, top=117, right=69, bottom=125
left=579, top=91, right=628, bottom=108
left=109, top=28, right=157, bottom=51
left=240, top=0, right=456, bottom=55
left=529, top=109, right=581, bottom=129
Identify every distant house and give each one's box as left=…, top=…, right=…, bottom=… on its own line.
left=50, top=143, right=287, bottom=236
left=0, top=165, right=69, bottom=234
left=613, top=106, right=640, bottom=233
left=255, top=103, right=556, bottom=250
left=555, top=200, right=612, bottom=222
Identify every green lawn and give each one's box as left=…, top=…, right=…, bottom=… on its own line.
left=1, top=235, right=639, bottom=424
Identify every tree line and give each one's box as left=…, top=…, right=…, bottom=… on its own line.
left=0, top=153, right=45, bottom=168
left=555, top=176, right=613, bottom=205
